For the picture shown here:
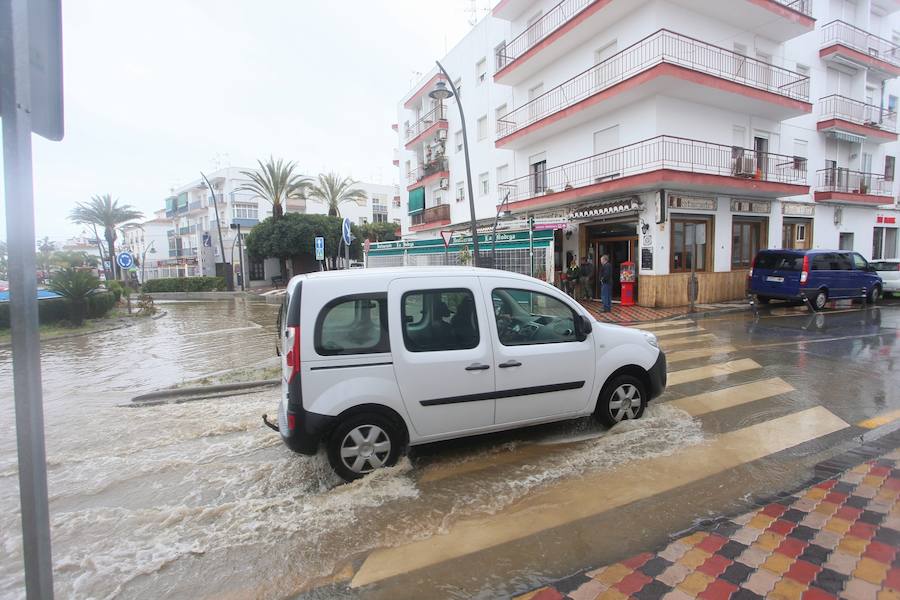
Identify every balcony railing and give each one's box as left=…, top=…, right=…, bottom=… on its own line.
left=497, top=135, right=807, bottom=203
left=773, top=0, right=812, bottom=16
left=188, top=200, right=203, bottom=211
left=405, top=104, right=447, bottom=143
left=816, top=168, right=893, bottom=196
left=821, top=20, right=900, bottom=68
left=819, top=95, right=897, bottom=132
left=497, top=29, right=809, bottom=139
left=410, top=203, right=450, bottom=226
left=407, top=158, right=448, bottom=185
left=495, top=0, right=594, bottom=71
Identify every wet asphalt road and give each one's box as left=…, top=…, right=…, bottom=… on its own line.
left=0, top=297, right=898, bottom=600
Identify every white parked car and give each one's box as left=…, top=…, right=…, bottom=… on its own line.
left=268, top=267, right=666, bottom=481
left=872, top=260, right=900, bottom=296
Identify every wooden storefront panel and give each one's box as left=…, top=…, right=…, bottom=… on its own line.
left=638, top=270, right=749, bottom=307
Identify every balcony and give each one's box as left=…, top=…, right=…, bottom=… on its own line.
left=496, top=30, right=810, bottom=149
left=820, top=21, right=900, bottom=78
left=497, top=135, right=809, bottom=211
left=817, top=95, right=898, bottom=143
left=404, top=104, right=448, bottom=149
left=814, top=168, right=894, bottom=205
left=494, top=0, right=812, bottom=84
left=410, top=203, right=451, bottom=230
left=406, top=158, right=449, bottom=191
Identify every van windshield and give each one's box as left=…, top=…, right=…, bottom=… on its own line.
left=755, top=253, right=803, bottom=271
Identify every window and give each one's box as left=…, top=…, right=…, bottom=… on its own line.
left=495, top=104, right=507, bottom=122
left=496, top=164, right=509, bottom=188
left=315, top=294, right=389, bottom=355
left=495, top=40, right=508, bottom=70
left=479, top=172, right=489, bottom=196
left=232, top=202, right=258, bottom=220
left=475, top=58, right=487, bottom=85
left=491, top=288, right=578, bottom=346
left=796, top=224, right=807, bottom=243
left=455, top=181, right=465, bottom=203
left=454, top=130, right=463, bottom=153
left=839, top=232, right=854, bottom=251
left=402, top=289, right=479, bottom=352
left=890, top=95, right=898, bottom=115
left=793, top=139, right=808, bottom=171
left=477, top=116, right=488, bottom=141
left=373, top=212, right=387, bottom=223
left=886, top=156, right=895, bottom=182
left=671, top=218, right=711, bottom=273
left=531, top=160, right=547, bottom=194
left=358, top=216, right=368, bottom=225
left=731, top=219, right=765, bottom=269
left=249, top=256, right=265, bottom=281
left=874, top=227, right=898, bottom=259
left=812, top=253, right=852, bottom=271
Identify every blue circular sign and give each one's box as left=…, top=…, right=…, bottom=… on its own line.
left=116, top=252, right=134, bottom=269
left=342, top=218, right=352, bottom=245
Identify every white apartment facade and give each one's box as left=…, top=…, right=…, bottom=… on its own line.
left=147, top=167, right=401, bottom=286
left=387, top=0, right=900, bottom=306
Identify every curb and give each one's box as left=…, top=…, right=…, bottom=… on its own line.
left=130, top=378, right=280, bottom=405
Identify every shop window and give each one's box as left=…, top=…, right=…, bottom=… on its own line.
left=885, top=156, right=895, bottom=182
left=873, top=227, right=898, bottom=260
left=731, top=219, right=765, bottom=269
left=671, top=218, right=712, bottom=273
left=839, top=232, right=854, bottom=251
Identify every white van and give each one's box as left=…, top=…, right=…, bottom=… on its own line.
left=271, top=267, right=666, bottom=481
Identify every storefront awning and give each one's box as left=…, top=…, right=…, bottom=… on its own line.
left=569, top=197, right=642, bottom=220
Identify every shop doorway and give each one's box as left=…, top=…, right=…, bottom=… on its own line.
left=590, top=235, right=638, bottom=300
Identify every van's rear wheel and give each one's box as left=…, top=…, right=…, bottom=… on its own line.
left=595, top=374, right=647, bottom=427
left=327, top=413, right=401, bottom=482
left=811, top=290, right=828, bottom=311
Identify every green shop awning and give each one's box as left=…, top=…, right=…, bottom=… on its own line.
left=368, top=229, right=553, bottom=256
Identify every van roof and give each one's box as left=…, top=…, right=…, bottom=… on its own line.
left=757, top=249, right=849, bottom=255
left=286, top=266, right=541, bottom=291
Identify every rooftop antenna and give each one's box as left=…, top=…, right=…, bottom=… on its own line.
left=466, top=0, right=477, bottom=26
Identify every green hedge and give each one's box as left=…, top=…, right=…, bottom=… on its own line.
left=141, top=276, right=225, bottom=293
left=0, top=291, right=117, bottom=328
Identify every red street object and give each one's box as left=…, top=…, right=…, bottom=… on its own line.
left=620, top=261, right=636, bottom=307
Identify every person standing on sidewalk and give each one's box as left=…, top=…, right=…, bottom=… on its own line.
left=599, top=255, right=612, bottom=312
left=579, top=256, right=594, bottom=301
left=565, top=259, right=580, bottom=298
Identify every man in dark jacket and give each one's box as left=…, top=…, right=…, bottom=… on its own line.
left=599, top=254, right=612, bottom=312
left=579, top=256, right=594, bottom=300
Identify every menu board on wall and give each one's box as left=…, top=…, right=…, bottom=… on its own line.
left=641, top=248, right=653, bottom=271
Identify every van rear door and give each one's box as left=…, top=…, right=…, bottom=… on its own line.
left=751, top=251, right=803, bottom=297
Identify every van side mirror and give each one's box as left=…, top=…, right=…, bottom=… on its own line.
left=575, top=314, right=592, bottom=341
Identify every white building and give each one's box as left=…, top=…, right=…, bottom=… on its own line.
left=386, top=0, right=900, bottom=306
left=147, top=167, right=401, bottom=286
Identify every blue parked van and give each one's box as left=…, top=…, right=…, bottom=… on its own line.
left=748, top=249, right=883, bottom=310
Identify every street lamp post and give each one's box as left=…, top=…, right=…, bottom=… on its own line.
left=200, top=171, right=235, bottom=291
left=429, top=64, right=480, bottom=267
left=140, top=242, right=156, bottom=284
left=491, top=191, right=512, bottom=267
left=229, top=222, right=245, bottom=291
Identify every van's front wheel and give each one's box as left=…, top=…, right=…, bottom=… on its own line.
left=595, top=374, right=647, bottom=427
left=869, top=285, right=882, bottom=304
left=327, top=413, right=401, bottom=481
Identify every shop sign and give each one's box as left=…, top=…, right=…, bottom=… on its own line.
left=368, top=229, right=553, bottom=254
left=641, top=248, right=653, bottom=270
left=667, top=194, right=716, bottom=211
left=730, top=199, right=771, bottom=214
left=876, top=215, right=897, bottom=225
left=782, top=202, right=815, bottom=217
left=533, top=222, right=567, bottom=231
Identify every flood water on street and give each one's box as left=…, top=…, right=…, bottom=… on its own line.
left=0, top=300, right=898, bottom=599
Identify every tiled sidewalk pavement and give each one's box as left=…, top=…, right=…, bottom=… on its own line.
left=579, top=301, right=687, bottom=324
left=515, top=451, right=900, bottom=600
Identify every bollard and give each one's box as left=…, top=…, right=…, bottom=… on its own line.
left=861, top=287, right=868, bottom=307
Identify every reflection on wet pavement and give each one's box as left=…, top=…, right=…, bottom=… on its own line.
left=0, top=300, right=897, bottom=599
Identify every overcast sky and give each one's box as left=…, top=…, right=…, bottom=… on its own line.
left=0, top=0, right=489, bottom=244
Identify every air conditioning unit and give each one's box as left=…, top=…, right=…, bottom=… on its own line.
left=733, top=156, right=756, bottom=178
left=439, top=178, right=449, bottom=190
left=436, top=129, right=448, bottom=141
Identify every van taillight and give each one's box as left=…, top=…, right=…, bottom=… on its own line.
left=749, top=255, right=756, bottom=278
left=285, top=325, right=301, bottom=383
left=800, top=255, right=809, bottom=285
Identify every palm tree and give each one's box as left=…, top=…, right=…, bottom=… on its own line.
left=69, top=195, right=143, bottom=280
left=36, top=237, right=56, bottom=278
left=237, top=157, right=311, bottom=219
left=48, top=268, right=101, bottom=325
left=307, top=172, right=367, bottom=218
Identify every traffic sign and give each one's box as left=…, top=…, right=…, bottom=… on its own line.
left=116, top=252, right=134, bottom=269
left=440, top=230, right=453, bottom=248
left=341, top=218, right=353, bottom=245
left=315, top=236, right=325, bottom=261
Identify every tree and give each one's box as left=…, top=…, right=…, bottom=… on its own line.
left=48, top=268, right=101, bottom=325
left=307, top=172, right=367, bottom=218
left=36, top=237, right=56, bottom=276
left=51, top=250, right=99, bottom=269
left=69, top=195, right=143, bottom=280
left=237, top=157, right=311, bottom=219
left=359, top=222, right=401, bottom=243
left=245, top=213, right=362, bottom=272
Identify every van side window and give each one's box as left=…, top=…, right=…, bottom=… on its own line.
left=402, top=289, right=479, bottom=352
left=852, top=253, right=869, bottom=270
left=491, top=288, right=578, bottom=346
left=315, top=294, right=389, bottom=355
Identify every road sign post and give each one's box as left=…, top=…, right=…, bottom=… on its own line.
left=341, top=218, right=353, bottom=269
left=315, top=236, right=324, bottom=263
left=1, top=1, right=63, bottom=597
left=441, top=230, right=453, bottom=266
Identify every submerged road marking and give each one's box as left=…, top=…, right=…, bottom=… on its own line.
left=631, top=320, right=694, bottom=331
left=667, top=359, right=761, bottom=386
left=668, top=377, right=795, bottom=417
left=652, top=327, right=705, bottom=338
left=857, top=409, right=900, bottom=429
left=659, top=334, right=719, bottom=349
left=350, top=407, right=849, bottom=588
left=666, top=346, right=737, bottom=363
